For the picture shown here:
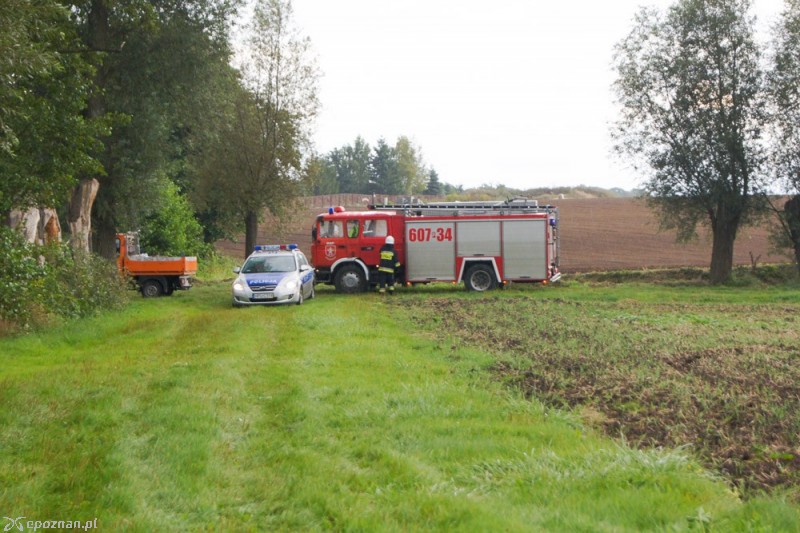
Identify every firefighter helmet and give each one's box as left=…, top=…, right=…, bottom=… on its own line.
left=385, top=236, right=395, bottom=245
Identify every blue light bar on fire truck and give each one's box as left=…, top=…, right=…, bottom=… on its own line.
left=254, top=244, right=299, bottom=252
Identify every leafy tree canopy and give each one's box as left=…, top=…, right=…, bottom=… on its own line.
left=0, top=1, right=105, bottom=214
left=613, top=0, right=768, bottom=282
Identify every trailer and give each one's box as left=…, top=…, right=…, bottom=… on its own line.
left=311, top=199, right=560, bottom=292
left=115, top=232, right=198, bottom=297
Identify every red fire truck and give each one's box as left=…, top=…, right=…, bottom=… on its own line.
left=310, top=199, right=560, bottom=293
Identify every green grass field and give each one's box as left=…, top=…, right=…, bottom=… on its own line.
left=401, top=278, right=800, bottom=495
left=1, top=278, right=799, bottom=531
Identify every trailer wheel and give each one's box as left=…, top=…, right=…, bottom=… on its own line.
left=465, top=264, right=497, bottom=292
left=141, top=279, right=164, bottom=297
left=334, top=264, right=367, bottom=293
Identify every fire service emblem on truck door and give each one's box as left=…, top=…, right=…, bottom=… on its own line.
left=325, top=243, right=337, bottom=260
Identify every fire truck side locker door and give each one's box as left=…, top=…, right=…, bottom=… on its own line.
left=456, top=221, right=501, bottom=257
left=502, top=219, right=547, bottom=279
left=405, top=221, right=456, bottom=281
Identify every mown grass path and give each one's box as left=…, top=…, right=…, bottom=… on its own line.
left=1, top=283, right=798, bottom=531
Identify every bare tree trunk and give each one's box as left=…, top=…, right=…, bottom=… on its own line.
left=244, top=211, right=259, bottom=259
left=794, top=240, right=800, bottom=276
left=709, top=222, right=737, bottom=284
left=8, top=208, right=40, bottom=243
left=40, top=208, right=61, bottom=244
left=94, top=216, right=118, bottom=259
left=68, top=178, right=99, bottom=253
left=67, top=0, right=110, bottom=255
left=785, top=196, right=800, bottom=275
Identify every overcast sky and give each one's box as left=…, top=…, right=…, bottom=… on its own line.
left=288, top=0, right=785, bottom=191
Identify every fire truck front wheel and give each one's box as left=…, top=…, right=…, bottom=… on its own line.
left=464, top=264, right=498, bottom=292
left=334, top=264, right=367, bottom=293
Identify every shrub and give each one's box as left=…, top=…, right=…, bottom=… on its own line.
left=40, top=244, right=129, bottom=319
left=0, top=227, right=48, bottom=327
left=195, top=251, right=241, bottom=283
left=0, top=226, right=128, bottom=332
left=139, top=180, right=210, bottom=258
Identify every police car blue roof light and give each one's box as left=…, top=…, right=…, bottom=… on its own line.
left=254, top=244, right=297, bottom=252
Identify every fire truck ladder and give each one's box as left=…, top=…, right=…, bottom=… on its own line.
left=369, top=199, right=561, bottom=269
left=368, top=199, right=555, bottom=216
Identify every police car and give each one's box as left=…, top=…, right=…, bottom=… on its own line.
left=232, top=244, right=315, bottom=306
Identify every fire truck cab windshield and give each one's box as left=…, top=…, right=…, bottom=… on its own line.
left=319, top=221, right=342, bottom=238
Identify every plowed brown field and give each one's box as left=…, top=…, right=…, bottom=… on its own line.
left=218, top=195, right=787, bottom=272
left=557, top=197, right=783, bottom=272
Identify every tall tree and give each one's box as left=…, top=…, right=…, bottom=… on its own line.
left=190, top=71, right=243, bottom=244
left=0, top=1, right=104, bottom=218
left=327, top=137, right=372, bottom=193
left=395, top=136, right=426, bottom=194
left=68, top=0, right=238, bottom=255
left=213, top=0, right=319, bottom=255
left=425, top=168, right=443, bottom=196
left=302, top=154, right=339, bottom=195
left=345, top=136, right=373, bottom=193
left=768, top=0, right=800, bottom=271
left=371, top=138, right=403, bottom=195
left=613, top=0, right=768, bottom=283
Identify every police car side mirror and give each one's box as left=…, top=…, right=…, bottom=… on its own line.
left=233, top=267, right=241, bottom=274
left=299, top=265, right=311, bottom=272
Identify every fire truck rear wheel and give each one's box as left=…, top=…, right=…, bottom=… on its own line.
left=465, top=264, right=497, bottom=292
left=334, top=264, right=367, bottom=293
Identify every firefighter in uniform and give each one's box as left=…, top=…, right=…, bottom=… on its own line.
left=378, top=235, right=400, bottom=294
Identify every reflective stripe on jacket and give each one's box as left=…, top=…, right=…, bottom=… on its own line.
left=378, top=245, right=400, bottom=273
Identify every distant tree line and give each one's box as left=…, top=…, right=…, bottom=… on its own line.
left=303, top=136, right=461, bottom=196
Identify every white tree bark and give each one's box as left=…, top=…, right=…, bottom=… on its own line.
left=8, top=208, right=62, bottom=244
left=8, top=208, right=40, bottom=243
left=68, top=178, right=99, bottom=252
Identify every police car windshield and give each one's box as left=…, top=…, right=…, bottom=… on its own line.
left=242, top=255, right=296, bottom=274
